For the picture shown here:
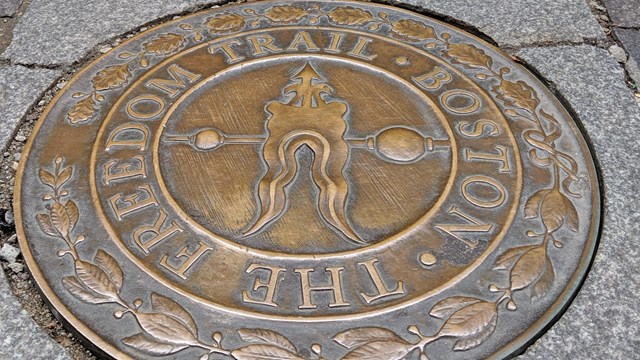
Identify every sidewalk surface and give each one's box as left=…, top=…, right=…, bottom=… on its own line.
left=0, top=0, right=639, bottom=359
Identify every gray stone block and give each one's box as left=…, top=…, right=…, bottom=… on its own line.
left=396, top=0, right=605, bottom=48
left=608, top=44, right=627, bottom=63
left=0, top=270, right=72, bottom=359
left=604, top=0, right=640, bottom=27
left=0, top=243, right=19, bottom=263
left=614, top=28, right=640, bottom=83
left=0, top=65, right=60, bottom=152
left=516, top=45, right=640, bottom=359
left=0, top=0, right=225, bottom=66
left=615, top=29, right=640, bottom=64
left=0, top=0, right=21, bottom=18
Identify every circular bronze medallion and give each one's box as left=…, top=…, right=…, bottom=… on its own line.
left=16, top=1, right=601, bottom=359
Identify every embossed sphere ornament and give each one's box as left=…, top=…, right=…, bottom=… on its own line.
left=15, top=1, right=601, bottom=359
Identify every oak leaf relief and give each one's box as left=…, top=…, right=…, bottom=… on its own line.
left=391, top=19, right=436, bottom=41
left=328, top=6, right=375, bottom=25
left=264, top=5, right=308, bottom=23
left=493, top=79, right=539, bottom=111
left=92, top=63, right=131, bottom=91
left=67, top=96, right=96, bottom=124
left=205, top=13, right=245, bottom=33
left=143, top=33, right=186, bottom=55
left=445, top=43, right=493, bottom=69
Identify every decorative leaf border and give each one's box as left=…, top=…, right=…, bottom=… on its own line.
left=50, top=3, right=585, bottom=359
left=37, top=157, right=330, bottom=359
left=66, top=4, right=455, bottom=124
left=319, top=10, right=584, bottom=359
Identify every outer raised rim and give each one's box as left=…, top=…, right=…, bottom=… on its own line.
left=13, top=0, right=602, bottom=359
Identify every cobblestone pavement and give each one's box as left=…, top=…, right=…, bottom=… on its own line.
left=0, top=0, right=639, bottom=359
left=599, top=0, right=640, bottom=91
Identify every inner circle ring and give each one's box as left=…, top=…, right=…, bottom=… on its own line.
left=88, top=26, right=524, bottom=320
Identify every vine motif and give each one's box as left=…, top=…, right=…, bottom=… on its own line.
left=37, top=158, right=333, bottom=359
left=55, top=3, right=585, bottom=359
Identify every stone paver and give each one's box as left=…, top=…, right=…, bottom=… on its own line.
left=615, top=29, right=640, bottom=60
left=0, top=0, right=21, bottom=18
left=400, top=0, right=605, bottom=48
left=0, top=270, right=72, bottom=360
left=0, top=65, right=60, bottom=152
left=603, top=0, right=640, bottom=27
left=614, top=28, right=640, bottom=82
left=516, top=45, right=640, bottom=359
left=1, top=0, right=226, bottom=66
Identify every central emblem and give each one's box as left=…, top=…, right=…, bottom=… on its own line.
left=247, top=63, right=358, bottom=242
left=167, top=63, right=450, bottom=245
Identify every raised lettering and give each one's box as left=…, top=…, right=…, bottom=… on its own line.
left=325, top=32, right=346, bottom=53
left=461, top=175, right=507, bottom=208
left=126, top=94, right=165, bottom=119
left=464, top=145, right=511, bottom=172
left=209, top=39, right=245, bottom=64
left=295, top=267, right=350, bottom=309
left=286, top=31, right=319, bottom=52
left=412, top=66, right=452, bottom=91
left=247, top=34, right=283, bottom=55
left=103, top=155, right=147, bottom=185
left=242, top=264, right=286, bottom=308
left=358, top=259, right=405, bottom=304
left=133, top=209, right=183, bottom=253
left=105, top=123, right=149, bottom=151
left=347, top=36, right=377, bottom=61
left=435, top=205, right=494, bottom=248
left=159, top=240, right=212, bottom=280
left=108, top=183, right=158, bottom=221
left=146, top=64, right=202, bottom=98
left=441, top=90, right=481, bottom=114
left=457, top=119, right=500, bottom=137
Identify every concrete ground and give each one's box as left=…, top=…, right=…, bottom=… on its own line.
left=0, top=0, right=639, bottom=358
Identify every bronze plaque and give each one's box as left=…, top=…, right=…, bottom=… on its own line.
left=15, top=1, right=601, bottom=359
